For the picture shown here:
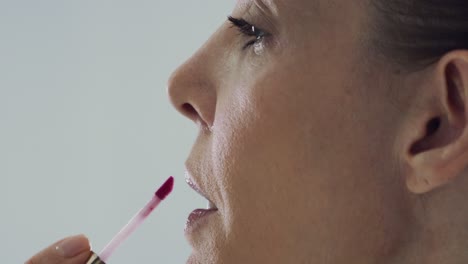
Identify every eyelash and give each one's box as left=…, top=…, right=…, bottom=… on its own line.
left=228, top=16, right=268, bottom=50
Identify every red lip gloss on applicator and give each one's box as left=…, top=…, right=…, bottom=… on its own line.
left=86, top=176, right=174, bottom=264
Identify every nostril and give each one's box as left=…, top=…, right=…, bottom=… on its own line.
left=182, top=103, right=198, bottom=120
left=181, top=102, right=213, bottom=132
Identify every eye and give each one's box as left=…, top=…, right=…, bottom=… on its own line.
left=228, top=16, right=269, bottom=51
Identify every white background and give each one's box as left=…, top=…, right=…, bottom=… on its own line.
left=1, top=1, right=234, bottom=263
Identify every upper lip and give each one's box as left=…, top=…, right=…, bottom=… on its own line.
left=185, top=170, right=218, bottom=210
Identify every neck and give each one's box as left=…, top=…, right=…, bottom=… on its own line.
left=389, top=188, right=468, bottom=264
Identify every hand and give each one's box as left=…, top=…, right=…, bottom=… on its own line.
left=25, top=235, right=92, bottom=264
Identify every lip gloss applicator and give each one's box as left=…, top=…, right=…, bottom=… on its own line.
left=86, top=176, right=174, bottom=264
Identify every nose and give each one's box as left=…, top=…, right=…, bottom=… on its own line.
left=167, top=46, right=217, bottom=131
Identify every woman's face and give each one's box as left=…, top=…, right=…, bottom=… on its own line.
left=169, top=0, right=410, bottom=263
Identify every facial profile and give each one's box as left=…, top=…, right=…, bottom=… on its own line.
left=168, top=0, right=468, bottom=263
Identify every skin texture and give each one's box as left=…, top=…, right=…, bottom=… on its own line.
left=170, top=0, right=408, bottom=263
left=26, top=0, right=468, bottom=263
left=25, top=235, right=92, bottom=264
left=168, top=0, right=468, bottom=264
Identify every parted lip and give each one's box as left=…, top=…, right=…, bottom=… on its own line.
left=184, top=170, right=218, bottom=209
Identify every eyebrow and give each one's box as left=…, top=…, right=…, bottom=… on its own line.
left=254, top=0, right=279, bottom=17
left=249, top=0, right=280, bottom=34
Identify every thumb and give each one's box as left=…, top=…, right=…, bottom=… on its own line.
left=25, top=234, right=92, bottom=264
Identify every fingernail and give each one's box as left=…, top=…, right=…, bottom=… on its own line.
left=55, top=235, right=89, bottom=258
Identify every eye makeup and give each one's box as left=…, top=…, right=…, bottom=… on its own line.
left=228, top=16, right=270, bottom=54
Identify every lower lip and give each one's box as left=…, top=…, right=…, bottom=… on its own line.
left=185, top=208, right=218, bottom=234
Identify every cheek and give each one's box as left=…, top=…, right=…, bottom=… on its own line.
left=209, top=75, right=317, bottom=261
left=211, top=67, right=347, bottom=240
left=210, top=60, right=408, bottom=261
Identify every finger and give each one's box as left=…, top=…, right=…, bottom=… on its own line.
left=25, top=234, right=92, bottom=264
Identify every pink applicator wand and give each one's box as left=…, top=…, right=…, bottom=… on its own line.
left=86, top=176, right=174, bottom=264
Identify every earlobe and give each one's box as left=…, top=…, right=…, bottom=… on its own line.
left=405, top=118, right=462, bottom=194
left=403, top=51, right=468, bottom=194
left=407, top=132, right=468, bottom=194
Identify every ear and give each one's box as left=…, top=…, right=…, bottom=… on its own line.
left=403, top=51, right=468, bottom=194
